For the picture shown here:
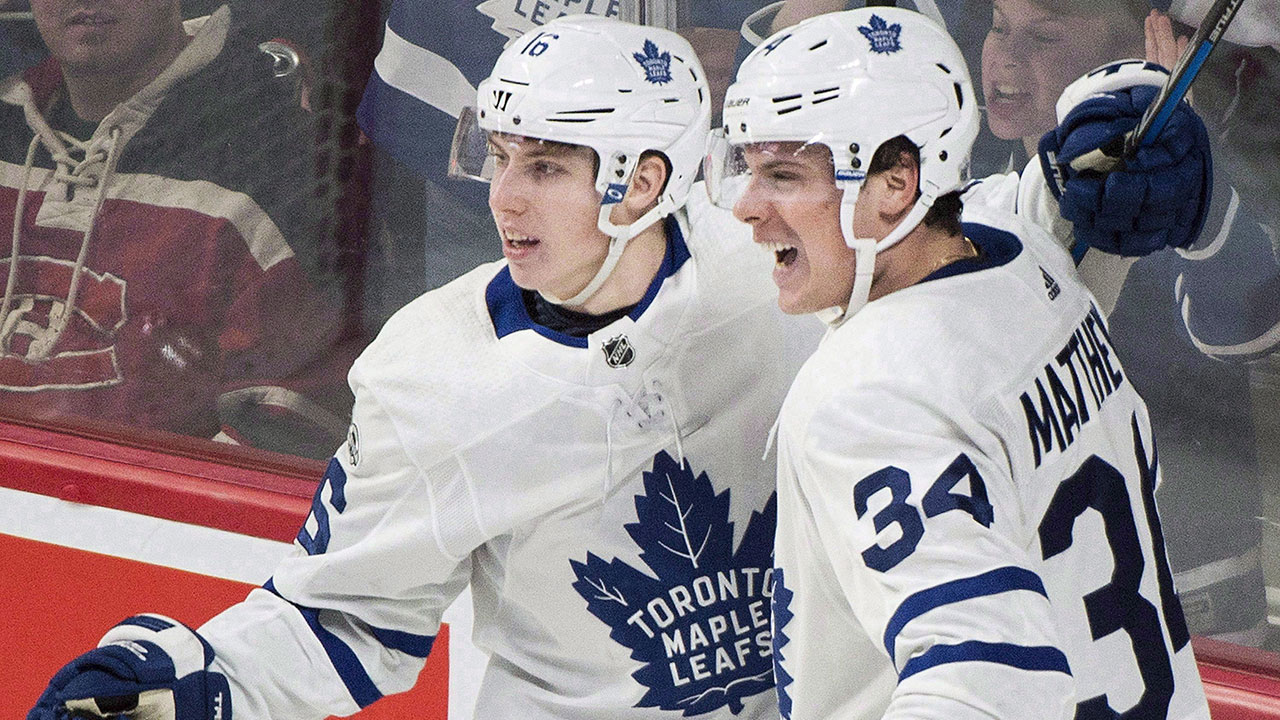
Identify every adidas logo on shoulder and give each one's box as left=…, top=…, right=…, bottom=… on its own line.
left=1040, top=266, right=1061, bottom=300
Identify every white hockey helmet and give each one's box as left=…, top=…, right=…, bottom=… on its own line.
left=709, top=7, right=979, bottom=320
left=450, top=14, right=711, bottom=306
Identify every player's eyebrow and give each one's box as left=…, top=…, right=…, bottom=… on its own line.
left=756, top=156, right=807, bottom=171
left=749, top=151, right=821, bottom=176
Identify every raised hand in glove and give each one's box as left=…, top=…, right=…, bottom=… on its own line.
left=1039, top=59, right=1212, bottom=257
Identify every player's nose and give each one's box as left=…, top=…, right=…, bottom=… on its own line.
left=488, top=164, right=528, bottom=215
left=732, top=179, right=767, bottom=225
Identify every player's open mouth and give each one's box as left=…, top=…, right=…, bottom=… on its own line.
left=764, top=241, right=798, bottom=267
left=502, top=230, right=539, bottom=248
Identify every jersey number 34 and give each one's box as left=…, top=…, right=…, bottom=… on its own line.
left=852, top=415, right=1190, bottom=719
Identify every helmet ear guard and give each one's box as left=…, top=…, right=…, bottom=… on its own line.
left=450, top=15, right=712, bottom=306
left=716, top=7, right=979, bottom=322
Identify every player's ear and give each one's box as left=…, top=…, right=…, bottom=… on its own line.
left=879, top=150, right=919, bottom=219
left=616, top=152, right=669, bottom=221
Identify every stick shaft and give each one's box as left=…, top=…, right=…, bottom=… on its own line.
left=1125, top=0, right=1245, bottom=154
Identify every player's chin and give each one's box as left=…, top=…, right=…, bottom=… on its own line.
left=775, top=286, right=819, bottom=316
left=505, top=263, right=546, bottom=293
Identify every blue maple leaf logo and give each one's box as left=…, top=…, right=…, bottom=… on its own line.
left=771, top=568, right=795, bottom=719
left=858, top=14, right=902, bottom=55
left=633, top=39, right=673, bottom=84
left=571, top=451, right=777, bottom=715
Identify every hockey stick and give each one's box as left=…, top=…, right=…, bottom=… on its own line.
left=1127, top=0, right=1244, bottom=151
left=1067, top=0, right=1246, bottom=174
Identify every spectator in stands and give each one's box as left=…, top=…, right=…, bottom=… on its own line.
left=0, top=0, right=361, bottom=460
left=977, top=0, right=1280, bottom=645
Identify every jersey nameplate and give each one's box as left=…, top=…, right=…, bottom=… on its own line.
left=1018, top=305, right=1125, bottom=467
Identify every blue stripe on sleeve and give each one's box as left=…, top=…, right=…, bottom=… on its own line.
left=263, top=580, right=393, bottom=708
left=899, top=641, right=1071, bottom=682
left=883, top=566, right=1047, bottom=659
left=371, top=626, right=436, bottom=659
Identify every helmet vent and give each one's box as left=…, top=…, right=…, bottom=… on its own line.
left=811, top=86, right=840, bottom=105
left=936, top=63, right=951, bottom=75
left=772, top=92, right=804, bottom=115
left=809, top=39, right=829, bottom=50
left=499, top=78, right=530, bottom=86
left=547, top=108, right=616, bottom=124
left=953, top=83, right=964, bottom=108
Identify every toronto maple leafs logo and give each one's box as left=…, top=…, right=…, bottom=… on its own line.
left=571, top=451, right=777, bottom=715
left=858, top=14, right=902, bottom=55
left=771, top=568, right=795, bottom=719
left=634, top=39, right=673, bottom=84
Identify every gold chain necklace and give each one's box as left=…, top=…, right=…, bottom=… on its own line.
left=930, top=236, right=978, bottom=274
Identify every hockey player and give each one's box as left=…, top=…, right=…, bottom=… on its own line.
left=29, top=15, right=809, bottom=720
left=27, top=11, right=1215, bottom=720
left=709, top=7, right=1211, bottom=719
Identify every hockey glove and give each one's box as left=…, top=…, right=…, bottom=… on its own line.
left=27, top=614, right=231, bottom=720
left=1039, top=59, right=1212, bottom=256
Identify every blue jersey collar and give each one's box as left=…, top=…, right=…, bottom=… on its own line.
left=486, top=215, right=691, bottom=347
left=920, top=222, right=1023, bottom=283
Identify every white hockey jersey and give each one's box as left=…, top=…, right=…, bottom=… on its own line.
left=770, top=202, right=1210, bottom=720
left=199, top=193, right=821, bottom=719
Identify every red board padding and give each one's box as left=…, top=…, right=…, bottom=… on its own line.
left=1195, top=637, right=1280, bottom=719
left=5, top=534, right=449, bottom=720
left=0, top=422, right=317, bottom=543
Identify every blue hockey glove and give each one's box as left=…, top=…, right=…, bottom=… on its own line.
left=1039, top=59, right=1212, bottom=256
left=28, top=614, right=231, bottom=720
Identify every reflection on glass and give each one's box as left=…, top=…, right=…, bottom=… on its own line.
left=1, top=1, right=362, bottom=460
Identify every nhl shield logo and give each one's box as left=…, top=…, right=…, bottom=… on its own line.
left=633, top=39, right=672, bottom=84
left=603, top=334, right=635, bottom=368
left=858, top=14, right=903, bottom=55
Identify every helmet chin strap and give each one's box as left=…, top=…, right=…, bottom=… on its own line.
left=819, top=188, right=933, bottom=327
left=537, top=200, right=669, bottom=307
